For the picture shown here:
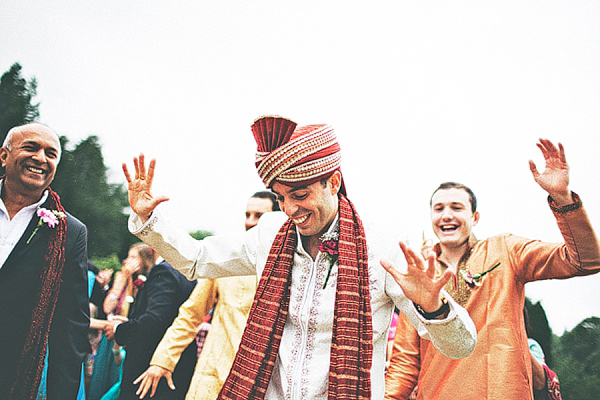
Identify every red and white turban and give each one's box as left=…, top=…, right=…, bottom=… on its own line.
left=252, top=115, right=345, bottom=193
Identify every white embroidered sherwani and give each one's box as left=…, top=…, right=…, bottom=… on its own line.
left=129, top=211, right=476, bottom=400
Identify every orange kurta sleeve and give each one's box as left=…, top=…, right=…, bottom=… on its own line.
left=385, top=311, right=421, bottom=400
left=509, top=196, right=600, bottom=283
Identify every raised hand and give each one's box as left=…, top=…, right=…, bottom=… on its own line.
left=121, top=257, right=141, bottom=277
left=529, top=139, right=572, bottom=205
left=134, top=365, right=175, bottom=399
left=122, top=154, right=169, bottom=222
left=381, top=242, right=453, bottom=313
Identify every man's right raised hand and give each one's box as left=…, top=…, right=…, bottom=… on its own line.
left=123, top=154, right=169, bottom=223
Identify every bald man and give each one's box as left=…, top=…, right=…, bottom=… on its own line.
left=0, top=123, right=89, bottom=400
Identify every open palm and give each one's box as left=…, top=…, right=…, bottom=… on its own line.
left=381, top=242, right=453, bottom=313
left=122, top=154, right=169, bottom=221
left=529, top=139, right=571, bottom=204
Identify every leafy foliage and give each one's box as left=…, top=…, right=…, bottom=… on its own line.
left=91, top=254, right=123, bottom=271
left=0, top=63, right=39, bottom=141
left=51, top=135, right=135, bottom=259
left=0, top=63, right=40, bottom=176
left=552, top=317, right=600, bottom=400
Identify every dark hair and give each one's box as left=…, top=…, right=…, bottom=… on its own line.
left=430, top=182, right=477, bottom=213
left=252, top=190, right=280, bottom=211
left=130, top=242, right=155, bottom=268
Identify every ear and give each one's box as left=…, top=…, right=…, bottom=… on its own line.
left=472, top=211, right=480, bottom=226
left=0, top=148, right=8, bottom=168
left=328, top=171, right=342, bottom=195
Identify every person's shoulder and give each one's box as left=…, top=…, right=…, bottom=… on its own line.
left=152, top=260, right=189, bottom=281
left=152, top=260, right=176, bottom=275
left=65, top=211, right=86, bottom=232
left=253, top=211, right=288, bottom=235
left=144, top=261, right=176, bottom=285
left=258, top=211, right=288, bottom=226
left=478, top=233, right=521, bottom=246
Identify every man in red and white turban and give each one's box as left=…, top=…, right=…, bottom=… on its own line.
left=124, top=116, right=477, bottom=400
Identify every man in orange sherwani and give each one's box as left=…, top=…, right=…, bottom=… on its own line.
left=385, top=139, right=600, bottom=400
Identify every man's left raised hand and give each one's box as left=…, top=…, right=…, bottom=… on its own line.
left=529, top=139, right=572, bottom=206
left=381, top=242, right=453, bottom=314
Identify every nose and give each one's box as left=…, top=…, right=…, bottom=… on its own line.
left=31, top=149, right=47, bottom=163
left=280, top=200, right=298, bottom=216
left=440, top=207, right=453, bottom=220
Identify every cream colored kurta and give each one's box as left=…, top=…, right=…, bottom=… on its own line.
left=150, top=275, right=257, bottom=400
left=130, top=211, right=477, bottom=400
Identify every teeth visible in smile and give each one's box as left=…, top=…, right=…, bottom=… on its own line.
left=441, top=225, right=457, bottom=232
left=293, top=215, right=309, bottom=224
left=27, top=167, right=43, bottom=174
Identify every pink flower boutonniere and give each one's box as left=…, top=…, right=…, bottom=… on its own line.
left=460, top=262, right=501, bottom=288
left=26, top=208, right=66, bottom=244
left=133, top=275, right=147, bottom=289
left=319, top=232, right=339, bottom=289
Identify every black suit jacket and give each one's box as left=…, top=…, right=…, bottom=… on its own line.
left=115, top=260, right=197, bottom=400
left=0, top=203, right=89, bottom=399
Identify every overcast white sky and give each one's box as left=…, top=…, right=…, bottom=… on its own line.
left=2, top=1, right=599, bottom=334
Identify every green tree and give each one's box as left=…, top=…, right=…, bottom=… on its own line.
left=52, top=135, right=135, bottom=259
left=0, top=62, right=39, bottom=142
left=0, top=63, right=133, bottom=260
left=552, top=317, right=600, bottom=399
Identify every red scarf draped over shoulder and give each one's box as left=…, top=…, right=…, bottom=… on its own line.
left=9, top=187, right=68, bottom=400
left=219, top=194, right=373, bottom=399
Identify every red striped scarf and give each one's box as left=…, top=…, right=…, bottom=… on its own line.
left=219, top=194, right=372, bottom=399
left=9, top=188, right=68, bottom=400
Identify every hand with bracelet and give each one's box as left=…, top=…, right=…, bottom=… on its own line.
left=381, top=241, right=453, bottom=319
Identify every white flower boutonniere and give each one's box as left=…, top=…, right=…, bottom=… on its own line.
left=26, top=208, right=66, bottom=244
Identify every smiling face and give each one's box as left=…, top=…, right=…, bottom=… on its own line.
left=271, top=172, right=341, bottom=240
left=430, top=188, right=479, bottom=251
left=0, top=124, right=61, bottom=201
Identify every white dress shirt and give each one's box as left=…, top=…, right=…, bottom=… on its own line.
left=0, top=182, right=48, bottom=268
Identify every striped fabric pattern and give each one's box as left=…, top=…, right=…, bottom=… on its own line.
left=252, top=116, right=342, bottom=189
left=218, top=194, right=372, bottom=400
